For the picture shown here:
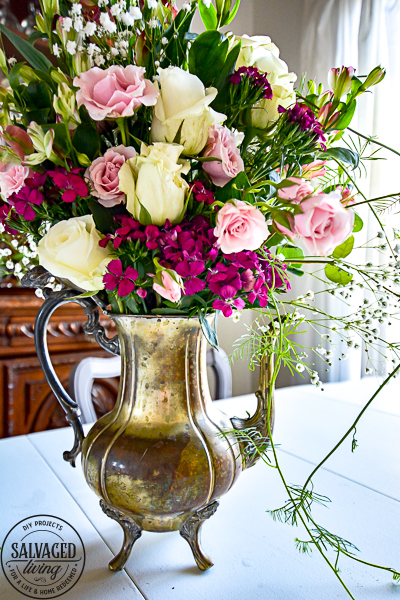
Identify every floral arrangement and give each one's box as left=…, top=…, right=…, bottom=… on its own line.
left=1, top=0, right=400, bottom=597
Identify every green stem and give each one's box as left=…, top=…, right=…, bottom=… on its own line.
left=117, top=298, right=124, bottom=314
left=301, top=363, right=400, bottom=492
left=116, top=118, right=128, bottom=146
left=347, top=127, right=400, bottom=159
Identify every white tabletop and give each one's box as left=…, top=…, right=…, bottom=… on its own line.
left=1, top=379, right=399, bottom=600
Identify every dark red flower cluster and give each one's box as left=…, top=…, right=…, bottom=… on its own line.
left=230, top=66, right=273, bottom=99
left=279, top=103, right=326, bottom=149
left=100, top=216, right=289, bottom=314
left=7, top=173, right=46, bottom=221
left=208, top=250, right=290, bottom=317
left=192, top=181, right=215, bottom=205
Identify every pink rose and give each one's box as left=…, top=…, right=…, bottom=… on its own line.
left=153, top=271, right=182, bottom=303
left=214, top=200, right=270, bottom=254
left=0, top=164, right=31, bottom=200
left=202, top=125, right=244, bottom=187
left=294, top=191, right=355, bottom=256
left=277, top=177, right=313, bottom=202
left=302, top=160, right=327, bottom=180
left=85, top=145, right=136, bottom=207
left=74, top=65, right=159, bottom=121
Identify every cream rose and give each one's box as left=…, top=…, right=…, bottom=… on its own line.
left=151, top=67, right=226, bottom=155
left=118, top=142, right=190, bottom=226
left=37, top=215, right=112, bottom=291
left=235, top=35, right=297, bottom=128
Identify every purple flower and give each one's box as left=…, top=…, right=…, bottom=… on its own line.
left=103, top=259, right=139, bottom=297
left=280, top=103, right=326, bottom=149
left=175, top=260, right=206, bottom=295
left=230, top=66, right=273, bottom=99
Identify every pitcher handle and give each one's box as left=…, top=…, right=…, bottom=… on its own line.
left=23, top=267, right=120, bottom=467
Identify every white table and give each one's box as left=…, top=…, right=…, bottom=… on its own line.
left=1, top=379, right=399, bottom=600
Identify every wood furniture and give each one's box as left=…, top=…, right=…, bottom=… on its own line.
left=0, top=286, right=118, bottom=439
left=0, top=382, right=398, bottom=599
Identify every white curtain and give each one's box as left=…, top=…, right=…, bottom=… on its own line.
left=278, top=0, right=400, bottom=386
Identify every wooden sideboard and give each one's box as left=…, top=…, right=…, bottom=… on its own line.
left=0, top=286, right=118, bottom=439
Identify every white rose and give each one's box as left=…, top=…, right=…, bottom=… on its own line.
left=118, top=142, right=190, bottom=226
left=235, top=35, right=297, bottom=128
left=151, top=67, right=226, bottom=155
left=37, top=215, right=112, bottom=291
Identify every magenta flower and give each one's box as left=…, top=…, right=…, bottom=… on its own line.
left=144, top=225, right=159, bottom=250
left=207, top=263, right=242, bottom=298
left=230, top=66, right=273, bottom=99
left=8, top=186, right=44, bottom=221
left=192, top=181, right=215, bottom=205
left=175, top=260, right=206, bottom=295
left=103, top=259, right=139, bottom=297
left=48, top=170, right=88, bottom=202
left=248, top=278, right=269, bottom=308
left=279, top=103, right=326, bottom=149
left=136, top=288, right=147, bottom=299
left=213, top=296, right=245, bottom=318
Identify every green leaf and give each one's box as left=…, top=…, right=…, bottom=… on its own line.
left=69, top=290, right=101, bottom=300
left=88, top=199, right=125, bottom=234
left=198, top=0, right=218, bottom=29
left=72, top=124, right=100, bottom=161
left=324, top=146, right=359, bottom=169
left=276, top=245, right=304, bottom=260
left=138, top=199, right=153, bottom=226
left=0, top=24, right=52, bottom=72
left=125, top=296, right=139, bottom=313
left=8, top=63, right=27, bottom=89
left=22, top=80, right=52, bottom=109
left=161, top=5, right=196, bottom=68
left=27, top=31, right=48, bottom=46
left=353, top=213, right=363, bottom=232
left=199, top=310, right=219, bottom=350
left=332, top=100, right=357, bottom=130
left=223, top=0, right=241, bottom=25
left=287, top=267, right=304, bottom=277
left=325, top=264, right=353, bottom=285
left=26, top=108, right=51, bottom=125
left=211, top=41, right=241, bottom=112
left=264, top=232, right=283, bottom=248
left=151, top=308, right=188, bottom=315
left=189, top=31, right=229, bottom=88
left=332, top=235, right=354, bottom=259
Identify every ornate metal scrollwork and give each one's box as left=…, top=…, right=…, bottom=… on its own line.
left=99, top=500, right=142, bottom=572
left=231, top=353, right=275, bottom=470
left=22, top=266, right=120, bottom=467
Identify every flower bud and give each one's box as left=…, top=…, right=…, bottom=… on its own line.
left=53, top=83, right=81, bottom=125
left=72, top=52, right=91, bottom=77
left=35, top=13, right=47, bottom=34
left=362, top=66, right=386, bottom=89
left=328, top=66, right=355, bottom=98
left=0, top=48, right=7, bottom=74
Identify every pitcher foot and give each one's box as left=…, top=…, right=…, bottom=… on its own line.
left=179, top=501, right=219, bottom=570
left=100, top=500, right=142, bottom=571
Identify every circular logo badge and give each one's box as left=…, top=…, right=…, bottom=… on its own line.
left=1, top=515, right=85, bottom=599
